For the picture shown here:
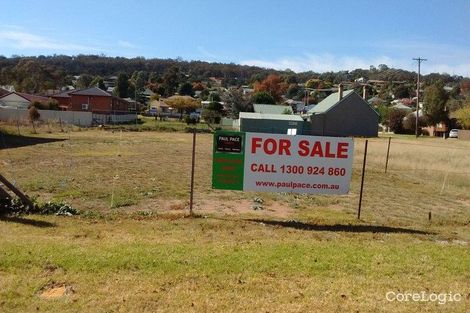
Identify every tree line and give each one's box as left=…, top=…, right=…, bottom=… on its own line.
left=0, top=55, right=466, bottom=95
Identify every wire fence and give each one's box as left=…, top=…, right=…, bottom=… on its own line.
left=1, top=125, right=469, bottom=219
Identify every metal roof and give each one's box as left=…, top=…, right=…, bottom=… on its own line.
left=308, top=90, right=354, bottom=114
left=253, top=104, right=293, bottom=114
left=239, top=112, right=304, bottom=121
left=392, top=103, right=412, bottom=111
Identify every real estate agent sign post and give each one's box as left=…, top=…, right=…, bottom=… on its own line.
left=212, top=131, right=354, bottom=194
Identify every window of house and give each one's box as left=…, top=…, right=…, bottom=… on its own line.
left=287, top=128, right=297, bottom=135
left=81, top=103, right=89, bottom=110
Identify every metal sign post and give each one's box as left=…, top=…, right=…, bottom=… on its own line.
left=357, top=140, right=368, bottom=219
left=189, top=128, right=196, bottom=216
left=385, top=137, right=391, bottom=173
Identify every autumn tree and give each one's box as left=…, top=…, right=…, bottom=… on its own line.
left=192, top=82, right=205, bottom=91
left=164, top=95, right=199, bottom=119
left=253, top=74, right=287, bottom=102
left=29, top=106, right=40, bottom=133
left=388, top=109, right=407, bottom=134
left=455, top=105, right=470, bottom=129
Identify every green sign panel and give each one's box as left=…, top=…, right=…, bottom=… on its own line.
left=212, top=130, right=245, bottom=190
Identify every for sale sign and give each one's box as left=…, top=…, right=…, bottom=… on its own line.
left=212, top=131, right=354, bottom=194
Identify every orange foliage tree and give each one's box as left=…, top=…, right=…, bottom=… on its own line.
left=253, top=74, right=288, bottom=103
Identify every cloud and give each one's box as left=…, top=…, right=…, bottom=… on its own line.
left=197, top=46, right=225, bottom=60
left=241, top=54, right=404, bottom=73
left=0, top=29, right=102, bottom=53
left=117, top=40, right=138, bottom=49
left=240, top=52, right=470, bottom=76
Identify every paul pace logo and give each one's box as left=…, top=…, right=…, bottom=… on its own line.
left=386, top=291, right=465, bottom=305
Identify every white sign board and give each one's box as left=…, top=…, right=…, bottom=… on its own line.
left=243, top=133, right=354, bottom=194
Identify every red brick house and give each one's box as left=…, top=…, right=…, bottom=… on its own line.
left=52, top=87, right=132, bottom=114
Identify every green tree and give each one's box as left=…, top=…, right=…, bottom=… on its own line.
left=91, top=76, right=106, bottom=90
left=251, top=91, right=275, bottom=104
left=222, top=89, right=251, bottom=118
left=178, top=82, right=194, bottom=96
left=76, top=74, right=94, bottom=89
left=162, top=66, right=180, bottom=97
left=375, top=104, right=391, bottom=126
left=403, top=113, right=427, bottom=133
left=202, top=101, right=223, bottom=124
left=423, top=82, right=449, bottom=125
left=286, top=84, right=302, bottom=100
left=115, top=73, right=129, bottom=98
left=393, top=85, right=411, bottom=99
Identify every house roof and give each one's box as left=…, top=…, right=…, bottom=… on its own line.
left=253, top=104, right=293, bottom=114
left=367, top=96, right=383, bottom=104
left=0, top=92, right=49, bottom=103
left=308, top=90, right=355, bottom=114
left=69, top=86, right=112, bottom=97
left=149, top=100, right=169, bottom=108
left=17, top=92, right=49, bottom=102
left=239, top=112, right=304, bottom=121
left=0, top=88, right=10, bottom=97
left=392, top=103, right=412, bottom=111
left=52, top=90, right=73, bottom=98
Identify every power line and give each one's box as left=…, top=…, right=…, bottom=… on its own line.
left=413, top=57, right=427, bottom=138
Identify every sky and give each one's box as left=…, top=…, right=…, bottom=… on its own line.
left=1, top=0, right=469, bottom=76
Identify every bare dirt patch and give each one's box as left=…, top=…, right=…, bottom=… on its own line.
left=39, top=284, right=73, bottom=299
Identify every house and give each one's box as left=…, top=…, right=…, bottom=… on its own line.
left=141, top=88, right=155, bottom=102
left=51, top=90, right=73, bottom=110
left=52, top=87, right=131, bottom=114
left=391, top=103, right=412, bottom=112
left=239, top=112, right=306, bottom=135
left=253, top=104, right=293, bottom=114
left=307, top=86, right=379, bottom=137
left=284, top=99, right=305, bottom=113
left=0, top=88, right=11, bottom=97
left=148, top=100, right=169, bottom=115
left=242, top=86, right=254, bottom=95
left=0, top=92, right=49, bottom=109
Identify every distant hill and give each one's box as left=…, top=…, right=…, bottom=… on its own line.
left=0, top=55, right=466, bottom=94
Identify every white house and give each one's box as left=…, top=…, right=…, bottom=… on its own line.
left=0, top=92, right=31, bottom=109
left=0, top=92, right=50, bottom=109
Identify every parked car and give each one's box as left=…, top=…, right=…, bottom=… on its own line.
left=449, top=129, right=459, bottom=138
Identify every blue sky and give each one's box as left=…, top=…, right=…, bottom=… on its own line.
left=1, top=0, right=469, bottom=75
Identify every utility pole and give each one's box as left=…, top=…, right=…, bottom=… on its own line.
left=413, top=57, right=427, bottom=137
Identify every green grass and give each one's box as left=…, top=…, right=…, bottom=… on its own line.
left=1, top=125, right=470, bottom=312
left=0, top=215, right=469, bottom=312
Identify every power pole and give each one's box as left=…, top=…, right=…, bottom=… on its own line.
left=413, top=57, right=427, bottom=137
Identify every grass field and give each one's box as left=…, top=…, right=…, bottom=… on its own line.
left=0, top=123, right=469, bottom=312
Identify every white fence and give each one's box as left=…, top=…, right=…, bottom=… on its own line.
left=0, top=107, right=137, bottom=127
